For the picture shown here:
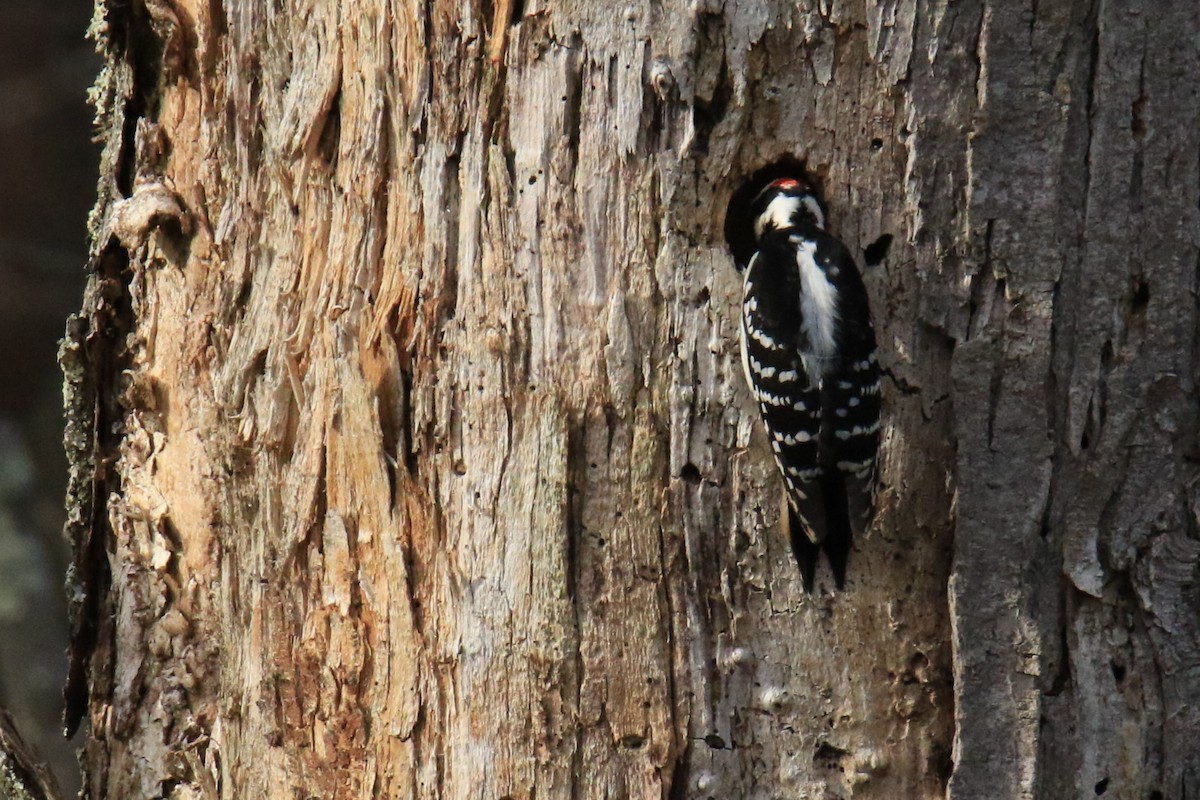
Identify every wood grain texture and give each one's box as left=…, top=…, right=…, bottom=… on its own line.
left=65, top=0, right=1198, bottom=797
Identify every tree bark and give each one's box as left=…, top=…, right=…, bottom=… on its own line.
left=65, top=0, right=1198, bottom=798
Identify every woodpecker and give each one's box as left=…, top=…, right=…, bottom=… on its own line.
left=736, top=177, right=881, bottom=591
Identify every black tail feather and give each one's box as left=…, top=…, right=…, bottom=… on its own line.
left=818, top=470, right=852, bottom=590
left=787, top=509, right=821, bottom=592
left=787, top=471, right=854, bottom=592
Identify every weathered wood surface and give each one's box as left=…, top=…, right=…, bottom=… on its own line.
left=67, top=0, right=1198, bottom=797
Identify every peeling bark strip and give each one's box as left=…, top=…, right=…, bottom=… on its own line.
left=68, top=0, right=1197, bottom=798
left=0, top=709, right=64, bottom=800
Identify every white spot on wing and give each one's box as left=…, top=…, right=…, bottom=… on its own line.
left=750, top=358, right=777, bottom=379
left=757, top=390, right=795, bottom=407
left=749, top=327, right=781, bottom=349
left=833, top=421, right=881, bottom=440
left=788, top=465, right=822, bottom=480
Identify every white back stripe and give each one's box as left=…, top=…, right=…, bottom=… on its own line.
left=793, top=237, right=839, bottom=369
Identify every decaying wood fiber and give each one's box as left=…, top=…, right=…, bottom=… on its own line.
left=66, top=0, right=1198, bottom=797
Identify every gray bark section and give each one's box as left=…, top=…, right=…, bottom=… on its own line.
left=944, top=1, right=1200, bottom=798
left=70, top=0, right=1198, bottom=797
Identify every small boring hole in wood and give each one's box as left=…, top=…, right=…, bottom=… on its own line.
left=1110, top=661, right=1126, bottom=683
left=813, top=741, right=849, bottom=769
left=1094, top=778, right=1109, bottom=795
left=1131, top=96, right=1147, bottom=139
left=929, top=742, right=955, bottom=782
left=316, top=89, right=342, bottom=167
left=680, top=463, right=702, bottom=485
left=1101, top=340, right=1115, bottom=371
left=668, top=756, right=690, bottom=800
left=863, top=233, right=893, bottom=267
left=1130, top=277, right=1150, bottom=315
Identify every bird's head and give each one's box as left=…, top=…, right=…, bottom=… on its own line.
left=751, top=177, right=825, bottom=240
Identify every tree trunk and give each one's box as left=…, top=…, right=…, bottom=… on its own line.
left=64, top=0, right=1198, bottom=798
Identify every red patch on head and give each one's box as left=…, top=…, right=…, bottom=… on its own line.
left=768, top=177, right=804, bottom=191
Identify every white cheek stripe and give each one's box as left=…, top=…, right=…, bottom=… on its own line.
left=755, top=195, right=802, bottom=238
